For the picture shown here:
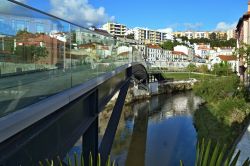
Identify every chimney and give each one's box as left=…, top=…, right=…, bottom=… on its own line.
left=248, top=1, right=250, bottom=12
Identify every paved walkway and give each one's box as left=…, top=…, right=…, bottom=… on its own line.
left=236, top=124, right=250, bottom=165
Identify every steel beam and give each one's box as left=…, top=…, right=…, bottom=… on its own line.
left=98, top=79, right=130, bottom=165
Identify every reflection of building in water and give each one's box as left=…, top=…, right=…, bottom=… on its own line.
left=149, top=93, right=203, bottom=122
left=0, top=13, right=61, bottom=35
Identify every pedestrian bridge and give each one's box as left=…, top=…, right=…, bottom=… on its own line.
left=0, top=1, right=148, bottom=165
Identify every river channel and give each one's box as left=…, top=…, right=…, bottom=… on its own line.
left=68, top=91, right=203, bottom=166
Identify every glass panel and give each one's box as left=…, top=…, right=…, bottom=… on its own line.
left=0, top=0, right=142, bottom=117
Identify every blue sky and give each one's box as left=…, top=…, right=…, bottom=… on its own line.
left=22, top=0, right=247, bottom=32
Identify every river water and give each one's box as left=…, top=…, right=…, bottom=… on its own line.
left=98, top=91, right=203, bottom=166
left=66, top=92, right=202, bottom=166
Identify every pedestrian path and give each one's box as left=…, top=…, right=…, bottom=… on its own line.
left=236, top=124, right=250, bottom=166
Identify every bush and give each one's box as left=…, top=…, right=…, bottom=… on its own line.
left=193, top=76, right=239, bottom=103
left=213, top=97, right=249, bottom=125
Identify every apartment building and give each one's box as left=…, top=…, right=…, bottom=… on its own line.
left=173, top=31, right=227, bottom=40
left=227, top=29, right=236, bottom=40
left=173, top=31, right=210, bottom=39
left=102, top=22, right=127, bottom=37
left=133, top=28, right=172, bottom=44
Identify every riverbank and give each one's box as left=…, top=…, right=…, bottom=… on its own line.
left=192, top=76, right=250, bottom=152
left=105, top=80, right=196, bottom=110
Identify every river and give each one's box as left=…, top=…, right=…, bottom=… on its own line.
left=98, top=91, right=202, bottom=166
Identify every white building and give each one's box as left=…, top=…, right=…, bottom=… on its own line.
left=146, top=44, right=163, bottom=62
left=227, top=29, right=236, bottom=40
left=210, top=55, right=237, bottom=71
left=209, top=47, right=235, bottom=61
left=174, top=45, right=194, bottom=60
left=133, top=27, right=173, bottom=44
left=194, top=43, right=211, bottom=59
left=102, top=22, right=127, bottom=37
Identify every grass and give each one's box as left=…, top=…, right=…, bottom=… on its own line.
left=162, top=72, right=217, bottom=81
left=193, top=76, right=250, bottom=155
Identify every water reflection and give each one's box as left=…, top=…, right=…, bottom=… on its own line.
left=66, top=92, right=202, bottom=166
left=110, top=91, right=202, bottom=166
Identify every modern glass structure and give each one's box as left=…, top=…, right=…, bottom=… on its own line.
left=0, top=0, right=144, bottom=117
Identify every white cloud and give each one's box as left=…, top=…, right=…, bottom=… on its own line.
left=215, top=22, right=237, bottom=31
left=0, top=0, right=26, bottom=11
left=157, top=27, right=173, bottom=33
left=49, top=0, right=114, bottom=27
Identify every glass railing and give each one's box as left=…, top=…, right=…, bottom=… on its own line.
left=0, top=0, right=145, bottom=117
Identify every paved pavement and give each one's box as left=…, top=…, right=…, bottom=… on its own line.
left=235, top=124, right=250, bottom=165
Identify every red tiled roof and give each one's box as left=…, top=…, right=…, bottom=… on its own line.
left=101, top=46, right=109, bottom=50
left=172, top=51, right=187, bottom=56
left=147, top=44, right=162, bottom=49
left=79, top=43, right=96, bottom=49
left=218, top=55, right=237, bottom=61
left=198, top=46, right=210, bottom=50
left=194, top=55, right=202, bottom=58
left=118, top=51, right=129, bottom=56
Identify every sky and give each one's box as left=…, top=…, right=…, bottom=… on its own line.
left=15, top=0, right=248, bottom=32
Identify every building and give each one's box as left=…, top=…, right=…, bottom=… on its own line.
left=145, top=44, right=163, bottom=62
left=210, top=55, right=237, bottom=72
left=102, top=22, right=127, bottom=37
left=172, top=31, right=227, bottom=40
left=194, top=43, right=211, bottom=59
left=174, top=45, right=194, bottom=60
left=171, top=51, right=188, bottom=62
left=15, top=33, right=65, bottom=65
left=173, top=31, right=210, bottom=39
left=227, top=29, right=236, bottom=40
left=209, top=47, right=235, bottom=61
left=236, top=1, right=250, bottom=80
left=133, top=28, right=172, bottom=44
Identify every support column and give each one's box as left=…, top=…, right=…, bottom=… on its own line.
left=82, top=89, right=98, bottom=166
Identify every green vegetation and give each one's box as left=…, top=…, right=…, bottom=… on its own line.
left=160, top=36, right=236, bottom=51
left=180, top=139, right=250, bottom=166
left=39, top=153, right=115, bottom=166
left=160, top=40, right=187, bottom=50
left=193, top=76, right=250, bottom=151
left=189, top=38, right=236, bottom=48
left=162, top=72, right=217, bottom=81
left=213, top=62, right=235, bottom=76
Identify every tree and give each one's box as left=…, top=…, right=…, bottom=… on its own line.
left=15, top=45, right=48, bottom=63
left=126, top=34, right=134, bottom=40
left=213, top=62, right=232, bottom=76
left=197, top=65, right=209, bottom=74
left=234, top=43, right=250, bottom=82
left=209, top=32, right=217, bottom=40
left=161, top=40, right=175, bottom=50
left=187, top=63, right=197, bottom=78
